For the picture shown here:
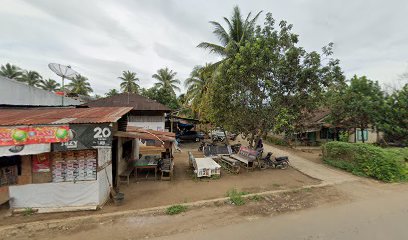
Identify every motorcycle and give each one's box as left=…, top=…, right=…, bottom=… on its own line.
left=230, top=143, right=241, bottom=154
left=260, top=152, right=289, bottom=169
left=212, top=135, right=226, bottom=143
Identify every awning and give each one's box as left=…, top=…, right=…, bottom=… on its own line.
left=0, top=143, right=50, bottom=157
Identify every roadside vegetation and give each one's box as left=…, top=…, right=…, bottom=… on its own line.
left=323, top=142, right=408, bottom=182
left=226, top=189, right=249, bottom=206
left=166, top=205, right=188, bottom=215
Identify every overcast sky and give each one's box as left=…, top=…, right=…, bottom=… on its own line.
left=1, top=0, right=407, bottom=95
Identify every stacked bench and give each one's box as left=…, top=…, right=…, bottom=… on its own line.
left=188, top=151, right=221, bottom=178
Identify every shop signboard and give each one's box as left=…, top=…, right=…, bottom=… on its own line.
left=0, top=126, right=70, bottom=146
left=52, top=124, right=112, bottom=151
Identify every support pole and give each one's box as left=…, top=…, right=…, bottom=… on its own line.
left=61, top=76, right=65, bottom=106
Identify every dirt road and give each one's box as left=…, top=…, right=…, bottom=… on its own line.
left=157, top=182, right=408, bottom=240
left=262, top=141, right=357, bottom=184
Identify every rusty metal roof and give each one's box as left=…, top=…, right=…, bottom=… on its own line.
left=82, top=93, right=171, bottom=112
left=0, top=107, right=133, bottom=126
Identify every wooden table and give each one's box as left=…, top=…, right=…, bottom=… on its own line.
left=133, top=155, right=160, bottom=180
left=134, top=165, right=157, bottom=179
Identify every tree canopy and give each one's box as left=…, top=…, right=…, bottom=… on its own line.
left=19, top=70, right=43, bottom=87
left=0, top=63, right=22, bottom=79
left=203, top=13, right=344, bottom=147
left=67, top=74, right=93, bottom=96
left=39, top=78, right=60, bottom=92
left=198, top=5, right=261, bottom=58
left=152, top=67, right=181, bottom=95
left=119, top=70, right=140, bottom=93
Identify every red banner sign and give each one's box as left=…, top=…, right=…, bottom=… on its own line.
left=0, top=126, right=70, bottom=146
left=32, top=153, right=51, bottom=173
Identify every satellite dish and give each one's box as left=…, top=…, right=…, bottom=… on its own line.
left=48, top=63, right=80, bottom=106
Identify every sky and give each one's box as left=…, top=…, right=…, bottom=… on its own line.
left=1, top=0, right=407, bottom=95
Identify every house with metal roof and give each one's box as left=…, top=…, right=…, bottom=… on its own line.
left=0, top=107, right=133, bottom=212
left=82, top=93, right=171, bottom=131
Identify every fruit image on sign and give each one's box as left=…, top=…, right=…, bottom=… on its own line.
left=55, top=128, right=68, bottom=139
left=11, top=129, right=28, bottom=142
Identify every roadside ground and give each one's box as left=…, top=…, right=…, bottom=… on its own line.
left=0, top=140, right=319, bottom=226
left=1, top=138, right=406, bottom=240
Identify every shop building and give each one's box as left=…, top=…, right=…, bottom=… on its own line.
left=0, top=107, right=132, bottom=212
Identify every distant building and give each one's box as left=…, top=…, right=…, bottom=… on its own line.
left=0, top=76, right=80, bottom=107
left=295, top=109, right=383, bottom=145
left=83, top=92, right=171, bottom=131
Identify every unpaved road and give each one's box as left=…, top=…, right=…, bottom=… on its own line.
left=157, top=182, right=408, bottom=240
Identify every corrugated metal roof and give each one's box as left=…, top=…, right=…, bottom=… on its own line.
left=82, top=93, right=171, bottom=111
left=0, top=107, right=132, bottom=126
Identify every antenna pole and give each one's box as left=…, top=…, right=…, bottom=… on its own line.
left=62, top=76, right=65, bottom=106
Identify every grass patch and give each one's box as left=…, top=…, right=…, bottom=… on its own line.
left=23, top=208, right=35, bottom=216
left=226, top=188, right=248, bottom=206
left=166, top=205, right=187, bottom=215
left=323, top=142, right=408, bottom=182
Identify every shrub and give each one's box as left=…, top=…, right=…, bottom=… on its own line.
left=265, top=136, right=287, bottom=146
left=226, top=188, right=247, bottom=206
left=166, top=205, right=187, bottom=215
left=323, top=142, right=408, bottom=182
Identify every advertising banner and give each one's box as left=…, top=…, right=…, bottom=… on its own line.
left=32, top=153, right=51, bottom=173
left=52, top=124, right=112, bottom=151
left=0, top=126, right=70, bottom=146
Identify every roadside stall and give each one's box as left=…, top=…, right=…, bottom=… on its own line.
left=0, top=107, right=132, bottom=212
left=115, top=126, right=175, bottom=181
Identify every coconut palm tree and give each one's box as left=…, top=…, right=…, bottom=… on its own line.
left=185, top=65, right=212, bottom=112
left=119, top=70, right=140, bottom=93
left=0, top=63, right=23, bottom=79
left=19, top=70, right=43, bottom=87
left=39, top=78, right=60, bottom=92
left=66, top=74, right=93, bottom=96
left=197, top=6, right=261, bottom=58
left=105, top=88, right=119, bottom=97
left=152, top=67, right=181, bottom=94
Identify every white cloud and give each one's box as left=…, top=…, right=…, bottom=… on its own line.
left=0, top=0, right=407, bottom=95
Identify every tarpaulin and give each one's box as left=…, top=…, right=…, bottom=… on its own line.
left=0, top=143, right=50, bottom=157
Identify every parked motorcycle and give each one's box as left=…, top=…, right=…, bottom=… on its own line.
left=212, top=135, right=226, bottom=143
left=230, top=143, right=241, bottom=154
left=260, top=152, right=289, bottom=169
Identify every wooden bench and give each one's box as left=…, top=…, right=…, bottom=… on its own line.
left=219, top=155, right=241, bottom=174
left=160, top=158, right=173, bottom=181
left=229, top=146, right=258, bottom=171
left=119, top=167, right=134, bottom=185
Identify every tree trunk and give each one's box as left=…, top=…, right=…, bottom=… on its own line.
left=361, top=127, right=365, bottom=143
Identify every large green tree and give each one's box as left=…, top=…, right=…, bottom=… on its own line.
left=39, top=78, right=60, bottom=92
left=119, top=70, right=140, bottom=93
left=0, top=63, right=22, bottom=79
left=19, top=70, right=43, bottom=87
left=379, top=84, right=408, bottom=144
left=140, top=86, right=180, bottom=110
left=184, top=64, right=212, bottom=116
left=67, top=74, right=93, bottom=96
left=328, top=75, right=384, bottom=143
left=198, top=5, right=261, bottom=58
left=205, top=13, right=344, bottom=147
left=152, top=67, right=180, bottom=94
